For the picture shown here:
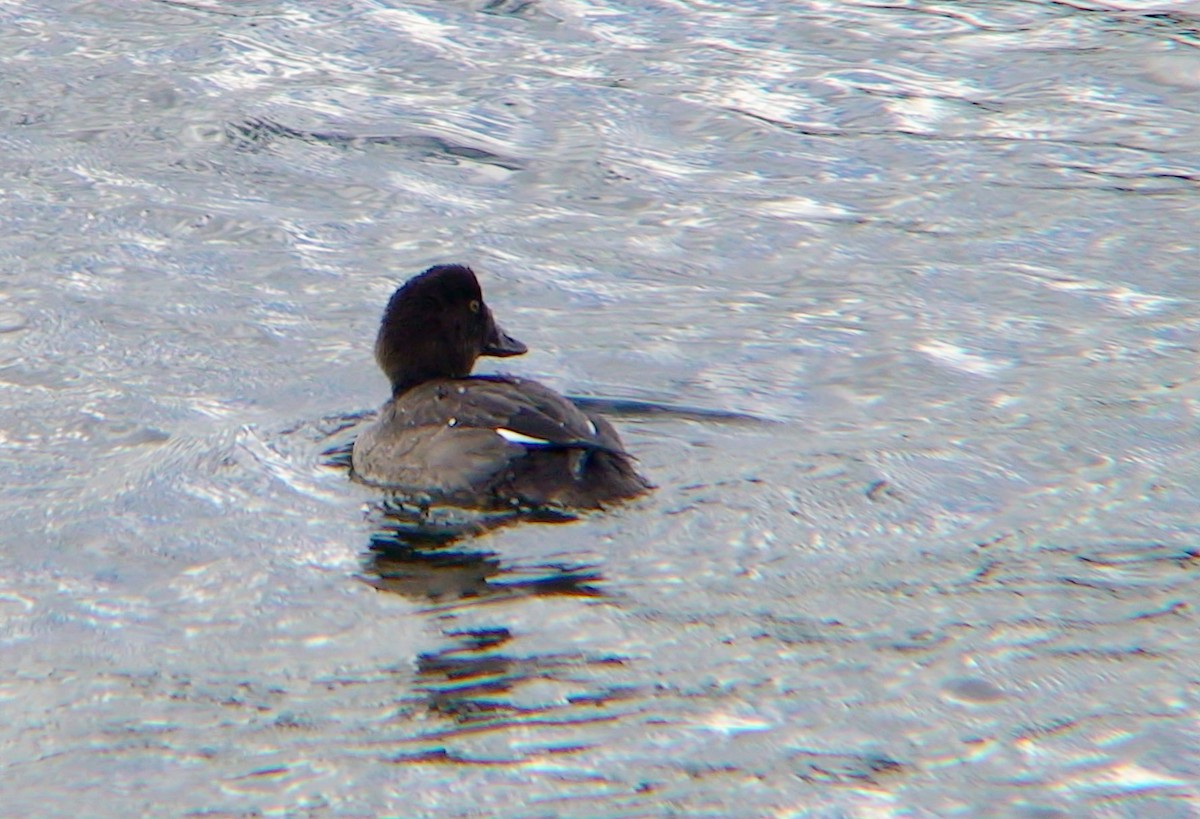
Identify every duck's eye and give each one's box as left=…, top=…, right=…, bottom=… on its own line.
left=468, top=299, right=481, bottom=314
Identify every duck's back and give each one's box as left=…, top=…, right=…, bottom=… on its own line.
left=351, top=375, right=649, bottom=509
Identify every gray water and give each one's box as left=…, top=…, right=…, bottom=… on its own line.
left=2, top=0, right=1199, bottom=816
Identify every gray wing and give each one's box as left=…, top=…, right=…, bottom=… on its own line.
left=351, top=411, right=519, bottom=495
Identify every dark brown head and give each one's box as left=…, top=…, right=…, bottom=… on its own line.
left=374, top=264, right=527, bottom=395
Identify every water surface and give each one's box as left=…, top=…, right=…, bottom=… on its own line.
left=2, top=0, right=1199, bottom=815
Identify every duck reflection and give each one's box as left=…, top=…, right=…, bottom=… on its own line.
left=363, top=503, right=604, bottom=605
left=416, top=627, right=519, bottom=726
left=413, top=626, right=629, bottom=732
left=364, top=515, right=627, bottom=743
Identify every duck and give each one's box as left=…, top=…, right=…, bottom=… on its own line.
left=351, top=264, right=650, bottom=510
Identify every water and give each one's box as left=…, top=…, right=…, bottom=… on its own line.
left=2, top=0, right=1199, bottom=815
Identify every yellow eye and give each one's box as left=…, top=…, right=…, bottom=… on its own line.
left=468, top=299, right=481, bottom=314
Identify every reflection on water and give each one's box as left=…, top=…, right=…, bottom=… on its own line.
left=415, top=626, right=625, bottom=731
left=365, top=521, right=604, bottom=605
left=227, top=118, right=528, bottom=172
left=364, top=512, right=631, bottom=768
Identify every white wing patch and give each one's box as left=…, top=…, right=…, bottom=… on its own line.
left=586, top=418, right=597, bottom=436
left=495, top=428, right=553, bottom=446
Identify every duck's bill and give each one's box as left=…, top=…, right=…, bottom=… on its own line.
left=483, top=319, right=528, bottom=357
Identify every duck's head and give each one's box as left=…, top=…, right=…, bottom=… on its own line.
left=374, top=264, right=527, bottom=395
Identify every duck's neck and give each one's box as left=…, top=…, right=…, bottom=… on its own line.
left=385, top=365, right=441, bottom=397
left=376, top=336, right=477, bottom=397
left=384, top=362, right=474, bottom=397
